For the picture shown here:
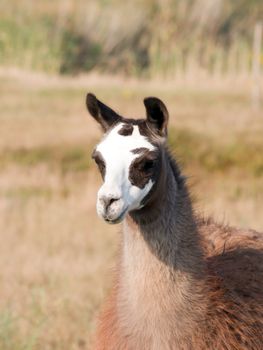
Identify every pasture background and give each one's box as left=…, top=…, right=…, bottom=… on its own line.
left=0, top=1, right=263, bottom=349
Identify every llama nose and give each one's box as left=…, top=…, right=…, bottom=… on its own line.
left=100, top=195, right=120, bottom=211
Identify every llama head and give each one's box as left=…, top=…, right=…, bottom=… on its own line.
left=86, top=93, right=169, bottom=224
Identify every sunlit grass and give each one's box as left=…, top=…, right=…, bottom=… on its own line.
left=1, top=127, right=262, bottom=177
left=0, top=145, right=93, bottom=173
left=169, top=128, right=263, bottom=177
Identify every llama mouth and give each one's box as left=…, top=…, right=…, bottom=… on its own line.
left=105, top=208, right=128, bottom=224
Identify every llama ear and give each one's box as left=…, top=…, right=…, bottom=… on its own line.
left=86, top=93, right=121, bottom=132
left=144, top=97, right=169, bottom=137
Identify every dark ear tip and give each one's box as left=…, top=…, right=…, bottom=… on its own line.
left=143, top=96, right=168, bottom=117
left=86, top=93, right=98, bottom=117
left=143, top=97, right=160, bottom=108
left=86, top=92, right=97, bottom=105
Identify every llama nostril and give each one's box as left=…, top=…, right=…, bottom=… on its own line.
left=108, top=197, right=118, bottom=206
left=100, top=196, right=120, bottom=210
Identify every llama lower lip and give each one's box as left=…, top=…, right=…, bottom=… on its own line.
left=105, top=208, right=128, bottom=224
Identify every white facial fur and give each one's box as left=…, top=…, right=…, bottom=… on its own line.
left=95, top=123, right=156, bottom=223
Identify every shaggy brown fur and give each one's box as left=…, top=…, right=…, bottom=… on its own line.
left=87, top=94, right=263, bottom=350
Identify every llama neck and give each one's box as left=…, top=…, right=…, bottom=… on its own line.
left=118, top=154, right=207, bottom=346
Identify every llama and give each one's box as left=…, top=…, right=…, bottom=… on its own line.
left=86, top=93, right=263, bottom=350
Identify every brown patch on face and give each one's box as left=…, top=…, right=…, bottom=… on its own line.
left=118, top=119, right=160, bottom=143
left=92, top=150, right=106, bottom=180
left=129, top=149, right=160, bottom=189
left=131, top=147, right=149, bottom=155
left=118, top=124, right=134, bottom=136
left=137, top=121, right=150, bottom=137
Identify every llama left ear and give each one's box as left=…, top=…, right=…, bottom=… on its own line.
left=144, top=97, right=169, bottom=137
left=86, top=93, right=121, bottom=132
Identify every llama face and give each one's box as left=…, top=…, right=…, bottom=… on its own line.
left=86, top=93, right=169, bottom=224
left=93, top=122, right=159, bottom=224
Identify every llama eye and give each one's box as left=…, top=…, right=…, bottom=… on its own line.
left=142, top=159, right=155, bottom=172
left=92, top=152, right=106, bottom=179
left=98, top=162, right=105, bottom=172
left=96, top=161, right=105, bottom=179
left=95, top=158, right=104, bottom=171
left=92, top=153, right=103, bottom=167
left=94, top=156, right=100, bottom=165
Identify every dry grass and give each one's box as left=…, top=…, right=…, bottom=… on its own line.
left=0, top=70, right=262, bottom=349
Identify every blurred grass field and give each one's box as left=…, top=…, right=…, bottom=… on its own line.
left=0, top=70, right=262, bottom=349
left=1, top=0, right=263, bottom=78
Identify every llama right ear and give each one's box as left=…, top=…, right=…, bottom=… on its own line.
left=86, top=93, right=121, bottom=132
left=144, top=97, right=169, bottom=137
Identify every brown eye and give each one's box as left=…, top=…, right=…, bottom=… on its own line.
left=143, top=160, right=155, bottom=171
left=92, top=151, right=106, bottom=179
left=97, top=160, right=105, bottom=173
left=96, top=159, right=106, bottom=179
left=94, top=155, right=100, bottom=165
left=138, top=158, right=156, bottom=173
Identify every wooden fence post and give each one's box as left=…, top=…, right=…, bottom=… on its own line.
left=252, top=22, right=262, bottom=110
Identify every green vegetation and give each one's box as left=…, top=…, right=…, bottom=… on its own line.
left=0, top=0, right=262, bottom=76
left=0, top=308, right=42, bottom=350
left=2, top=187, right=53, bottom=199
left=0, top=128, right=262, bottom=178
left=0, top=15, right=60, bottom=72
left=0, top=145, right=92, bottom=174
left=169, top=128, right=263, bottom=177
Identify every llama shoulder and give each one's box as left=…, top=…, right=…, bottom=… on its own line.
left=199, top=218, right=263, bottom=301
left=195, top=219, right=263, bottom=349
left=198, top=217, right=263, bottom=256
